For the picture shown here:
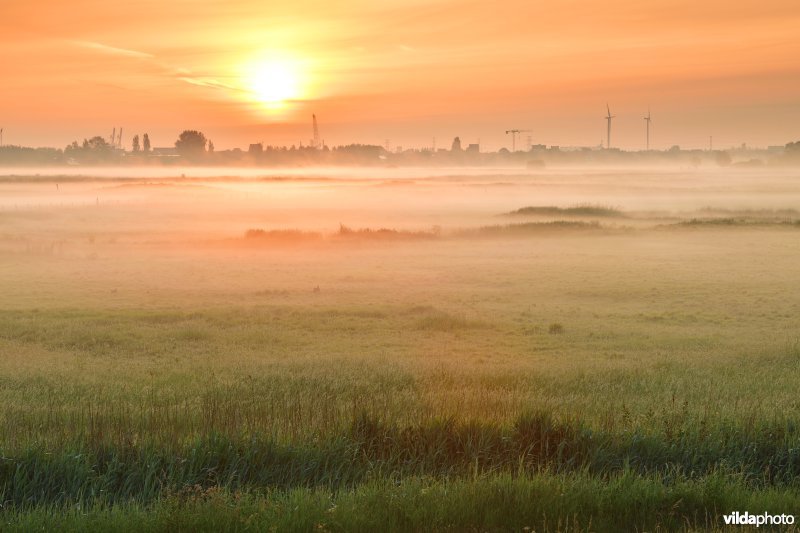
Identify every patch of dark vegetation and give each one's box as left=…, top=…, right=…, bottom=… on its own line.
left=675, top=218, right=800, bottom=227
left=404, top=304, right=438, bottom=315
left=683, top=218, right=742, bottom=226
left=310, top=308, right=389, bottom=320
left=244, top=229, right=323, bottom=242
left=414, top=310, right=484, bottom=331
left=3, top=411, right=800, bottom=512
left=695, top=207, right=800, bottom=217
left=548, top=323, right=564, bottom=334
left=507, top=205, right=624, bottom=218
left=462, top=220, right=602, bottom=237
left=254, top=289, right=290, bottom=297
left=335, top=224, right=440, bottom=240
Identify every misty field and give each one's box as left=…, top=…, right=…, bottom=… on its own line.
left=1, top=166, right=800, bottom=531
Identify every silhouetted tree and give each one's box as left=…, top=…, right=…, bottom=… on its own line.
left=715, top=151, right=732, bottom=167
left=84, top=136, right=111, bottom=152
left=208, top=140, right=214, bottom=153
left=132, top=135, right=140, bottom=152
left=175, top=130, right=207, bottom=160
left=142, top=133, right=151, bottom=152
left=64, top=136, right=115, bottom=163
left=1, top=145, right=64, bottom=165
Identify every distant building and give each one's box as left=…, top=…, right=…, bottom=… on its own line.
left=466, top=143, right=480, bottom=153
left=451, top=137, right=462, bottom=152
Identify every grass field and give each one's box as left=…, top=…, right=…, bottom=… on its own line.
left=1, top=166, right=799, bottom=531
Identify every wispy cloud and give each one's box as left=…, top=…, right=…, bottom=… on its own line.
left=177, top=76, right=240, bottom=92
left=73, top=39, right=239, bottom=94
left=72, top=40, right=153, bottom=59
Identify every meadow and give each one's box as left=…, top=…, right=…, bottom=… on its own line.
left=1, top=166, right=799, bottom=531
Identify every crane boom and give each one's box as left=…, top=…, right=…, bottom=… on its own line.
left=505, top=129, right=531, bottom=152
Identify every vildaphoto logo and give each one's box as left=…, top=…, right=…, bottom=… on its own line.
left=722, top=512, right=795, bottom=527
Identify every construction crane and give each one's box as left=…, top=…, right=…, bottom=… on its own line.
left=505, top=129, right=531, bottom=152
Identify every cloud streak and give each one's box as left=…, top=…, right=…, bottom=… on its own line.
left=73, top=39, right=242, bottom=96
left=177, top=76, right=240, bottom=92
left=72, top=40, right=154, bottom=59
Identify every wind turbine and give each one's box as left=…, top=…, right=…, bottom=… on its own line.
left=605, top=104, right=615, bottom=149
left=644, top=108, right=652, bottom=151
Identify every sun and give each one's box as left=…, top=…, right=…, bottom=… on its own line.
left=243, top=55, right=306, bottom=110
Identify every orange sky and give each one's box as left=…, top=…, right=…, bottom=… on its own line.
left=2, top=0, right=799, bottom=151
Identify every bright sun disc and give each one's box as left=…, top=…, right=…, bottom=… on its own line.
left=246, top=58, right=302, bottom=108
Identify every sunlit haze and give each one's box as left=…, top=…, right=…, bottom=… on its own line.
left=5, top=1, right=800, bottom=528
left=3, top=0, right=799, bottom=150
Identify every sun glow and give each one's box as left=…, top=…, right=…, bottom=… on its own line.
left=243, top=55, right=307, bottom=110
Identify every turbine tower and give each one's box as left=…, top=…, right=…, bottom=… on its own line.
left=605, top=104, right=615, bottom=149
left=312, top=114, right=320, bottom=149
left=644, top=108, right=652, bottom=151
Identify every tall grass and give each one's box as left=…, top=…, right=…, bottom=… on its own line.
left=3, top=411, right=800, bottom=512
left=5, top=472, right=799, bottom=532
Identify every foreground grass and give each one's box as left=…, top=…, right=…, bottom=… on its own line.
left=5, top=472, right=799, bottom=532
left=3, top=412, right=800, bottom=509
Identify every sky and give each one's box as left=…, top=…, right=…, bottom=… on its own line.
left=2, top=0, right=800, bottom=151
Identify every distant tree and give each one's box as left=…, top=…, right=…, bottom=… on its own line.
left=132, top=134, right=140, bottom=152
left=208, top=140, right=214, bottom=153
left=83, top=136, right=111, bottom=152
left=715, top=151, right=732, bottom=167
left=84, top=137, right=114, bottom=160
left=64, top=136, right=115, bottom=163
left=175, top=130, right=207, bottom=159
left=451, top=136, right=462, bottom=152
left=142, top=133, right=151, bottom=153
left=1, top=145, right=64, bottom=165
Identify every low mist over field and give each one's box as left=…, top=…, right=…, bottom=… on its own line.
left=2, top=166, right=800, bottom=530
